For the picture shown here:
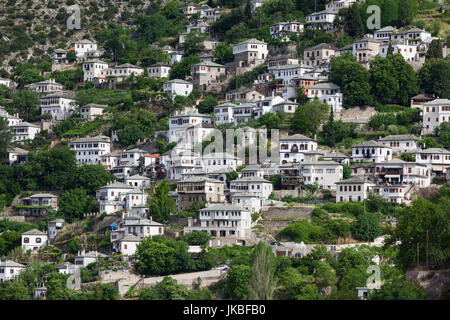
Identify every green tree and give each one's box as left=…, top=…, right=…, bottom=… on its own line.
left=148, top=181, right=176, bottom=223
left=342, top=4, right=364, bottom=38
left=290, top=100, right=329, bottom=136
left=436, top=122, right=450, bottom=149
left=197, top=95, right=218, bottom=114
left=351, top=212, right=382, bottom=241
left=117, top=124, right=144, bottom=146
left=139, top=276, right=190, bottom=300
left=225, top=264, right=251, bottom=299
left=180, top=231, right=211, bottom=246
left=343, top=164, right=352, bottom=180
left=425, top=40, right=443, bottom=60
left=397, top=0, right=416, bottom=27
left=0, top=118, right=12, bottom=160
left=369, top=56, right=399, bottom=105
left=369, top=277, right=425, bottom=300
left=418, top=58, right=450, bottom=99
left=169, top=55, right=200, bottom=80
left=213, top=42, right=234, bottom=64
left=66, top=50, right=77, bottom=63
left=59, top=188, right=88, bottom=222
left=329, top=53, right=372, bottom=107
left=249, top=242, right=278, bottom=300
left=72, top=164, right=116, bottom=194
left=12, top=90, right=41, bottom=121
left=0, top=280, right=30, bottom=300
left=388, top=54, right=419, bottom=106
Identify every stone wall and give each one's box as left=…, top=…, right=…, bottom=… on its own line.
left=260, top=204, right=315, bottom=219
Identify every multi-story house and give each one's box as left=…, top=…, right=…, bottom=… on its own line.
left=272, top=100, right=299, bottom=113
left=336, top=176, right=375, bottom=202
left=325, top=0, right=357, bottom=13
left=279, top=162, right=303, bottom=190
left=306, top=10, right=337, bottom=30
left=270, top=22, right=304, bottom=42
left=16, top=193, right=58, bottom=216
left=377, top=134, right=420, bottom=153
left=371, top=184, right=416, bottom=204
left=306, top=82, right=343, bottom=112
left=253, top=95, right=285, bottom=118
left=74, top=251, right=107, bottom=268
left=82, top=60, right=109, bottom=82
left=147, top=62, right=171, bottom=79
left=184, top=204, right=252, bottom=239
left=379, top=40, right=417, bottom=62
left=233, top=38, right=268, bottom=68
left=169, top=110, right=212, bottom=144
left=164, top=150, right=199, bottom=181
left=231, top=193, right=262, bottom=214
left=100, top=151, right=120, bottom=170
left=410, top=93, right=435, bottom=110
left=232, top=103, right=256, bottom=126
left=74, top=39, right=98, bottom=58
left=0, top=110, right=22, bottom=126
left=352, top=141, right=393, bottom=162
left=177, top=177, right=225, bottom=211
left=79, top=103, right=107, bottom=120
left=10, top=122, right=40, bottom=142
left=392, top=28, right=432, bottom=43
left=279, top=134, right=318, bottom=164
left=267, top=55, right=299, bottom=70
left=96, top=181, right=147, bottom=215
left=421, top=99, right=450, bottom=135
left=40, top=91, right=76, bottom=121
left=0, top=260, right=25, bottom=282
left=102, top=63, right=144, bottom=80
left=21, top=229, right=48, bottom=251
left=301, top=160, right=343, bottom=190
left=25, top=79, right=64, bottom=94
left=119, top=148, right=148, bottom=167
left=352, top=39, right=381, bottom=67
left=190, top=61, right=226, bottom=91
left=374, top=26, right=398, bottom=41
left=374, top=159, right=431, bottom=187
left=214, top=102, right=236, bottom=125
left=303, top=43, right=337, bottom=67
left=229, top=176, right=273, bottom=200
left=270, top=64, right=306, bottom=85
left=225, top=87, right=265, bottom=102
left=197, top=152, right=243, bottom=173
left=414, top=148, right=450, bottom=175
left=124, top=174, right=151, bottom=188
left=69, top=135, right=111, bottom=165
left=50, top=49, right=68, bottom=65
left=163, top=79, right=193, bottom=98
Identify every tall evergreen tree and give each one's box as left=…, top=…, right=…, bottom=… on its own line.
left=426, top=40, right=443, bottom=60
left=249, top=242, right=278, bottom=300
left=0, top=118, right=12, bottom=161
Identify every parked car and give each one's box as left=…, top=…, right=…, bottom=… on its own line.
left=214, top=265, right=229, bottom=271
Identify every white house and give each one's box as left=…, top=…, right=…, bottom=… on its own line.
left=82, top=60, right=109, bottom=82
left=190, top=61, right=226, bottom=91
left=163, top=79, right=193, bottom=97
left=124, top=174, right=151, bottom=188
left=374, top=26, right=398, bottom=41
left=198, top=152, right=243, bottom=173
left=169, top=110, right=212, bottom=144
left=79, top=103, right=107, bottom=120
left=232, top=103, right=256, bottom=126
left=336, top=176, right=375, bottom=203
left=306, top=82, right=343, bottom=112
left=56, top=262, right=76, bottom=275
left=392, top=27, right=431, bottom=43
left=10, top=122, right=41, bottom=142
left=352, top=141, right=393, bottom=162
left=119, top=148, right=148, bottom=167
left=377, top=135, right=420, bottom=153
left=97, top=181, right=147, bottom=215
left=253, top=95, right=285, bottom=118
left=169, top=51, right=183, bottom=65
left=118, top=234, right=140, bottom=256
left=272, top=100, right=299, bottom=113
left=74, top=251, right=107, bottom=268
left=22, top=229, right=48, bottom=251
left=17, top=193, right=58, bottom=216
left=230, top=176, right=273, bottom=200
left=379, top=41, right=417, bottom=62
left=214, top=102, right=236, bottom=125
left=48, top=219, right=65, bottom=242
left=103, top=63, right=144, bottom=79
left=421, top=99, right=450, bottom=135
left=271, top=64, right=307, bottom=85
left=7, top=147, right=28, bottom=165
left=74, top=39, right=98, bottom=58
left=414, top=148, right=450, bottom=175
left=270, top=22, right=304, bottom=42
left=0, top=260, right=25, bottom=282
left=306, top=10, right=337, bottom=30
left=69, top=135, right=111, bottom=165
left=231, top=192, right=262, bottom=214
left=325, top=0, right=356, bottom=13
left=100, top=151, right=120, bottom=170
left=279, top=134, right=318, bottom=164
left=147, top=62, right=171, bottom=79
left=40, top=91, right=76, bottom=121
left=25, top=79, right=64, bottom=94
left=0, top=111, right=22, bottom=126
left=232, top=38, right=268, bottom=68
left=301, top=160, right=343, bottom=190
left=374, top=159, right=431, bottom=187
left=184, top=203, right=252, bottom=239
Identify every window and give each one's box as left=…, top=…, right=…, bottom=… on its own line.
left=36, top=238, right=41, bottom=243
left=24, top=237, right=29, bottom=243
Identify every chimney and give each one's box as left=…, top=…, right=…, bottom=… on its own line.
left=149, top=216, right=152, bottom=223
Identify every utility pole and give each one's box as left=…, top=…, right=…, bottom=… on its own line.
left=426, top=230, right=429, bottom=270
left=417, top=242, right=420, bottom=270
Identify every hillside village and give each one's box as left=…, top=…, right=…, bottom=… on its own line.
left=0, top=0, right=450, bottom=301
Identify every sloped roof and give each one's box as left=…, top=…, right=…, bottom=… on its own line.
left=353, top=140, right=387, bottom=148
left=0, top=260, right=25, bottom=268
left=120, top=234, right=141, bottom=242
left=22, top=229, right=46, bottom=236
left=378, top=134, right=419, bottom=141
left=336, top=176, right=370, bottom=184
left=280, top=133, right=314, bottom=141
